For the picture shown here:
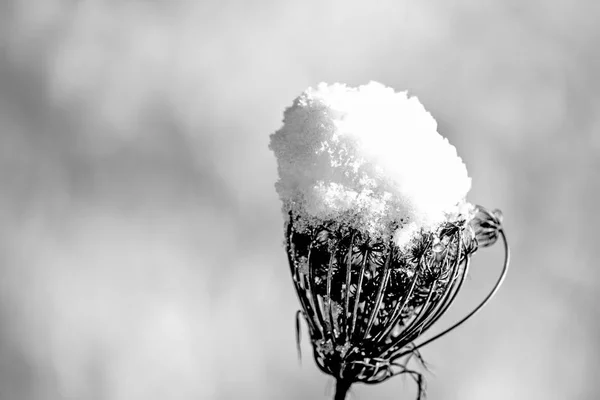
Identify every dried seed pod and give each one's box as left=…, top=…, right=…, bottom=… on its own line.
left=286, top=205, right=509, bottom=399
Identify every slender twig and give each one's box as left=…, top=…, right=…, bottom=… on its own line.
left=326, top=242, right=338, bottom=343
left=307, top=229, right=328, bottom=337
left=404, top=233, right=466, bottom=342
left=374, top=268, right=419, bottom=342
left=393, top=281, right=437, bottom=346
left=286, top=220, right=318, bottom=336
left=363, top=244, right=394, bottom=339
left=349, top=249, right=369, bottom=339
left=342, top=232, right=355, bottom=342
left=395, top=228, right=510, bottom=358
left=295, top=310, right=303, bottom=363
left=334, top=378, right=352, bottom=400
left=402, top=232, right=464, bottom=342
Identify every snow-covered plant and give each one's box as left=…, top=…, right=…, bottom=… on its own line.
left=270, top=82, right=509, bottom=400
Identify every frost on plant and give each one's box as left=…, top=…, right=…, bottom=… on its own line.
left=270, top=82, right=509, bottom=400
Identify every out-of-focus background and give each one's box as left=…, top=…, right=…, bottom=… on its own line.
left=0, top=1, right=598, bottom=399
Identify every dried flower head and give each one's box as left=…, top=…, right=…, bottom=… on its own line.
left=270, top=82, right=509, bottom=400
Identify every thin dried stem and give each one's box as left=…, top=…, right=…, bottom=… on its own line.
left=349, top=250, right=369, bottom=339
left=342, top=232, right=355, bottom=342
left=286, top=222, right=318, bottom=336
left=375, top=270, right=419, bottom=342
left=362, top=245, right=393, bottom=339
left=307, top=229, right=328, bottom=337
left=395, top=228, right=510, bottom=358
left=333, top=379, right=352, bottom=400
left=326, top=244, right=338, bottom=342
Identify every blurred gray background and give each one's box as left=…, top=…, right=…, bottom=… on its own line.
left=0, top=1, right=598, bottom=399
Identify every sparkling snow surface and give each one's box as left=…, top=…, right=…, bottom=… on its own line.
left=270, top=82, right=473, bottom=247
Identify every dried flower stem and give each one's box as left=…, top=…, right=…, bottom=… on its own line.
left=334, top=379, right=352, bottom=400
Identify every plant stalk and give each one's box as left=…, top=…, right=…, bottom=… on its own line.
left=334, top=379, right=352, bottom=400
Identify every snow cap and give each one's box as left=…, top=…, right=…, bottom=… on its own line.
left=270, top=82, right=473, bottom=247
